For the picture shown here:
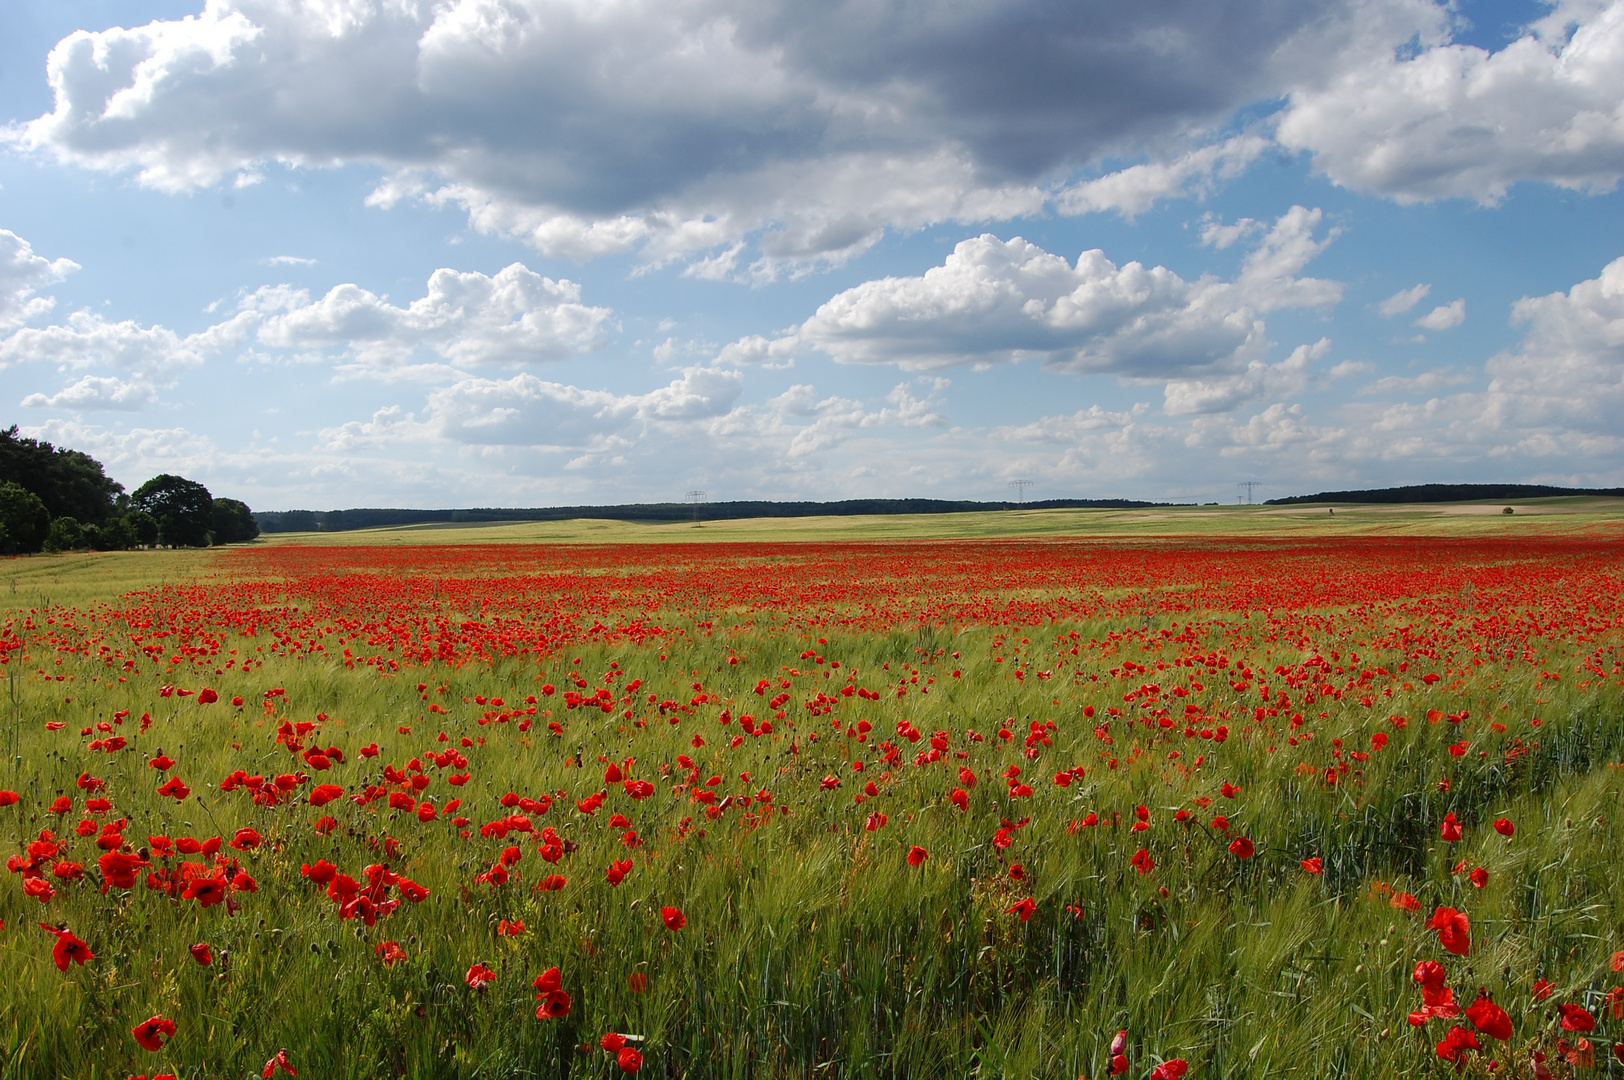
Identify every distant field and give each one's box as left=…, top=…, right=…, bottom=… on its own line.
left=242, top=496, right=1624, bottom=547
left=2, top=515, right=1622, bottom=1079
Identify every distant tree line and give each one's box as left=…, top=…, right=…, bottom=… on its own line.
left=1263, top=483, right=1624, bottom=505
left=255, top=497, right=1178, bottom=533
left=0, top=426, right=259, bottom=555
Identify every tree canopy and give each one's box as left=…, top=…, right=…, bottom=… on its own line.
left=0, top=426, right=124, bottom=525
left=132, top=474, right=215, bottom=548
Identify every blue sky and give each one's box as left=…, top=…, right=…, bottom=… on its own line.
left=2, top=0, right=1622, bottom=511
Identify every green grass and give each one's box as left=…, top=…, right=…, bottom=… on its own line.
left=1, top=524, right=1622, bottom=1079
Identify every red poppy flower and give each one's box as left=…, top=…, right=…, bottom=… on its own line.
left=949, top=789, right=969, bottom=811
left=375, top=941, right=408, bottom=965
left=261, top=1048, right=297, bottom=1077
left=1109, top=1030, right=1129, bottom=1074
left=465, top=963, right=496, bottom=990
left=1465, top=990, right=1512, bottom=1040
left=1005, top=897, right=1036, bottom=921
left=0, top=790, right=18, bottom=807
left=661, top=906, right=686, bottom=931
left=155, top=777, right=190, bottom=801
left=1468, top=866, right=1488, bottom=888
left=1220, top=782, right=1240, bottom=798
left=1228, top=837, right=1255, bottom=859
left=183, top=874, right=228, bottom=908
left=130, top=1016, right=176, bottom=1052
left=1300, top=857, right=1323, bottom=874
left=308, top=784, right=344, bottom=807
left=627, top=972, right=648, bottom=993
left=536, top=990, right=572, bottom=1019
left=1558, top=1004, right=1596, bottom=1032
left=616, top=1048, right=642, bottom=1073
left=196, top=689, right=218, bottom=705
left=1150, top=1061, right=1188, bottom=1080
left=906, top=846, right=928, bottom=867
left=1428, top=907, right=1471, bottom=955
left=601, top=1033, right=627, bottom=1053
left=1439, top=812, right=1462, bottom=842
left=1131, top=848, right=1155, bottom=874
left=230, top=827, right=262, bottom=850
left=1532, top=978, right=1555, bottom=1001
left=40, top=924, right=94, bottom=971
left=189, top=943, right=213, bottom=966
left=1493, top=817, right=1514, bottom=837
left=1435, top=1024, right=1479, bottom=1063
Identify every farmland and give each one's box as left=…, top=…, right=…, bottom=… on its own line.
left=3, top=509, right=1623, bottom=1079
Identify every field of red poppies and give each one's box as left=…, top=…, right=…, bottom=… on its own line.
left=2, top=533, right=1623, bottom=1079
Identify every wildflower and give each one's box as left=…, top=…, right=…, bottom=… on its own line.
left=465, top=963, right=496, bottom=990
left=534, top=967, right=572, bottom=1018
left=1109, top=1029, right=1129, bottom=1075
left=1300, top=857, right=1323, bottom=874
left=1439, top=812, right=1462, bottom=842
left=189, top=943, right=213, bottom=966
left=661, top=906, right=686, bottom=931
left=1428, top=907, right=1471, bottom=955
left=1465, top=990, right=1512, bottom=1040
left=1436, top=1024, right=1479, bottom=1064
left=1131, top=848, right=1155, bottom=874
left=1493, top=817, right=1514, bottom=837
left=1228, top=836, right=1255, bottom=859
left=1558, top=1004, right=1595, bottom=1032
left=130, top=1016, right=176, bottom=1052
left=39, top=923, right=93, bottom=971
left=261, top=1049, right=297, bottom=1077
left=1005, top=897, right=1036, bottom=921
left=375, top=941, right=408, bottom=965
left=617, top=1048, right=643, bottom=1073
left=906, top=845, right=928, bottom=867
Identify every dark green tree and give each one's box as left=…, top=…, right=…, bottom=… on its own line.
left=124, top=509, right=159, bottom=547
left=0, top=480, right=50, bottom=554
left=211, top=497, right=260, bottom=544
left=43, top=516, right=85, bottom=553
left=0, top=426, right=123, bottom=525
left=131, top=474, right=214, bottom=547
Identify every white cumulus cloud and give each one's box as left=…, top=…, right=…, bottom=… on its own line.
left=21, top=375, right=158, bottom=411
left=775, top=207, right=1340, bottom=377
left=1415, top=298, right=1466, bottom=330
left=9, top=0, right=1446, bottom=269
left=1, top=229, right=79, bottom=330
left=251, top=263, right=611, bottom=368
left=1278, top=0, right=1624, bottom=203
left=1378, top=283, right=1431, bottom=316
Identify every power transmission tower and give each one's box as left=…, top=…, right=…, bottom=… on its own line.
left=1008, top=479, right=1032, bottom=506
left=1237, top=481, right=1262, bottom=505
left=685, top=490, right=706, bottom=524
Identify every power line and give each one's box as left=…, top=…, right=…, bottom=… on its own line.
left=684, top=490, right=706, bottom=523
left=1008, top=479, right=1032, bottom=506
left=1237, top=481, right=1262, bottom=505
